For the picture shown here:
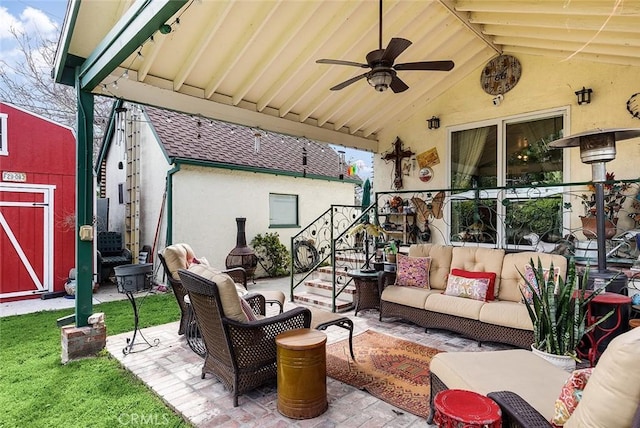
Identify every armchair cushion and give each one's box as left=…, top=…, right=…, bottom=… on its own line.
left=188, top=264, right=248, bottom=323
left=162, top=245, right=189, bottom=280
left=565, top=326, right=640, bottom=428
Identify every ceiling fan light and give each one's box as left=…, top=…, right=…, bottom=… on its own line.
left=368, top=71, right=392, bottom=92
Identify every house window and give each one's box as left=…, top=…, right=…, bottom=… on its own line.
left=449, top=110, right=566, bottom=248
left=269, top=193, right=298, bottom=227
left=0, top=113, right=7, bottom=156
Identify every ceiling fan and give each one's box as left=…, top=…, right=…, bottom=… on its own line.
left=317, top=0, right=454, bottom=93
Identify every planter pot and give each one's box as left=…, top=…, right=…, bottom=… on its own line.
left=385, top=254, right=396, bottom=264
left=531, top=345, right=576, bottom=372
left=580, top=216, right=617, bottom=239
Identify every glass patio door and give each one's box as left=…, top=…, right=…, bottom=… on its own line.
left=449, top=109, right=567, bottom=248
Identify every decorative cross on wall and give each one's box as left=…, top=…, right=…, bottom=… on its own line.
left=382, top=137, right=414, bottom=189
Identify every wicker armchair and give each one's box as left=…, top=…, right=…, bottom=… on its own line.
left=158, top=247, right=248, bottom=335
left=178, top=268, right=311, bottom=407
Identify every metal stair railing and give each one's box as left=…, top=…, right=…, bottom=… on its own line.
left=290, top=203, right=380, bottom=312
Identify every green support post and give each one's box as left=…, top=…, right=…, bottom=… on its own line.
left=75, top=68, right=94, bottom=327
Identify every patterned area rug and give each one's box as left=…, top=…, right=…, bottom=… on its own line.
left=326, top=330, right=443, bottom=419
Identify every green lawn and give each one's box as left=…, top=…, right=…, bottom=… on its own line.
left=0, top=293, right=191, bottom=428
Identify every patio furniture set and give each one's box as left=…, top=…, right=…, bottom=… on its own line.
left=156, top=242, right=639, bottom=426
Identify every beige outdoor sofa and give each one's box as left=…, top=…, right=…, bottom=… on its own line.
left=429, top=326, right=640, bottom=427
left=380, top=244, right=567, bottom=348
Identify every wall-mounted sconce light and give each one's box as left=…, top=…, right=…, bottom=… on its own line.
left=427, top=116, right=440, bottom=129
left=575, top=87, right=593, bottom=105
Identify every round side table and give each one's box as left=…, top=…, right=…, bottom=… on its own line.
left=348, top=270, right=381, bottom=315
left=434, top=389, right=502, bottom=428
left=276, top=328, right=327, bottom=419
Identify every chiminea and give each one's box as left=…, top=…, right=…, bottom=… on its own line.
left=225, top=217, right=258, bottom=280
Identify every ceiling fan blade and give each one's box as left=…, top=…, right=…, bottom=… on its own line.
left=329, top=72, right=369, bottom=91
left=394, top=60, right=455, bottom=71
left=317, top=59, right=369, bottom=68
left=390, top=75, right=409, bottom=93
left=381, top=38, right=412, bottom=64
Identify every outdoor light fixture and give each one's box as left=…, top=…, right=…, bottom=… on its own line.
left=159, top=24, right=172, bottom=34
left=550, top=128, right=640, bottom=291
left=427, top=116, right=440, bottom=129
left=367, top=70, right=393, bottom=92
left=575, top=87, right=593, bottom=105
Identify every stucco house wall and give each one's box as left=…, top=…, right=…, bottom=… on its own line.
left=375, top=54, right=640, bottom=243
left=171, top=165, right=354, bottom=267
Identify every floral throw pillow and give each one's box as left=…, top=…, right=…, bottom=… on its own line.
left=444, top=273, right=490, bottom=301
left=395, top=254, right=431, bottom=288
left=520, top=264, right=560, bottom=304
left=551, top=368, right=594, bottom=426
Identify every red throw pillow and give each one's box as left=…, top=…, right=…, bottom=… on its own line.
left=450, top=269, right=497, bottom=301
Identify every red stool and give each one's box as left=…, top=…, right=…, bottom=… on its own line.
left=578, top=291, right=631, bottom=366
left=434, top=389, right=502, bottom=428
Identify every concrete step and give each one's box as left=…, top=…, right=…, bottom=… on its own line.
left=304, top=278, right=355, bottom=296
left=315, top=266, right=353, bottom=283
left=293, top=292, right=353, bottom=313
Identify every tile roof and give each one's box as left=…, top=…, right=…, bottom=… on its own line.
left=144, top=106, right=357, bottom=181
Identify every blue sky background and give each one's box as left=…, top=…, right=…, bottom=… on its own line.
left=1, top=0, right=373, bottom=180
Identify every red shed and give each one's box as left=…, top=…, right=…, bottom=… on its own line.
left=0, top=102, right=76, bottom=302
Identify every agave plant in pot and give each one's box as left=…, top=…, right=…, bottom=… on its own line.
left=520, top=257, right=612, bottom=372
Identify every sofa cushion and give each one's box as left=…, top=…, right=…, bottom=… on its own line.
left=187, top=264, right=248, bottom=323
left=565, top=327, right=640, bottom=428
left=451, top=268, right=497, bottom=301
left=430, top=349, right=570, bottom=421
left=381, top=285, right=437, bottom=309
left=451, top=247, right=505, bottom=298
left=520, top=264, right=560, bottom=304
left=478, top=300, right=533, bottom=330
left=499, top=252, right=567, bottom=303
left=443, top=273, right=490, bottom=301
left=552, top=367, right=594, bottom=426
left=424, top=293, right=484, bottom=320
left=408, top=244, right=453, bottom=290
left=396, top=254, right=431, bottom=288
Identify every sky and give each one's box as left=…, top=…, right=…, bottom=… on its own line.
left=0, top=0, right=373, bottom=180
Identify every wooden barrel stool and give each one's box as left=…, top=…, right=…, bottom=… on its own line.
left=276, top=328, right=327, bottom=419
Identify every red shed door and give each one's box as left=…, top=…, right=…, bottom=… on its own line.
left=0, top=184, right=54, bottom=299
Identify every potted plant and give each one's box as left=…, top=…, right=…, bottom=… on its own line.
left=579, top=172, right=630, bottom=239
left=384, top=241, right=398, bottom=263
left=520, top=257, right=612, bottom=371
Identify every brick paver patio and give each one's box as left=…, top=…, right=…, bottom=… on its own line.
left=106, top=301, right=510, bottom=427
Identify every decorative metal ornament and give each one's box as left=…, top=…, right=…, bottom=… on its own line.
left=481, top=55, right=522, bottom=96
left=627, top=93, right=640, bottom=119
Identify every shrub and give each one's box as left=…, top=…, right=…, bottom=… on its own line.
left=251, top=232, right=290, bottom=277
